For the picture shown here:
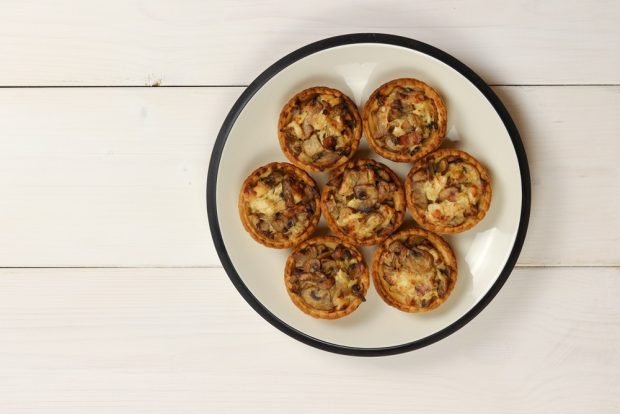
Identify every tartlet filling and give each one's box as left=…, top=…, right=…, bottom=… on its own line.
left=367, top=85, right=439, bottom=155
left=282, top=92, right=358, bottom=170
left=379, top=235, right=452, bottom=309
left=325, top=161, right=403, bottom=241
left=289, top=242, right=365, bottom=311
left=244, top=167, right=318, bottom=241
left=411, top=155, right=485, bottom=227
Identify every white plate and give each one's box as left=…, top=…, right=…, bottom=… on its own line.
left=207, top=34, right=530, bottom=356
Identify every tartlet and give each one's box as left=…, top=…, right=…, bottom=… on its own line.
left=278, top=87, right=362, bottom=172
left=372, top=227, right=457, bottom=312
left=405, top=149, right=492, bottom=234
left=363, top=78, right=447, bottom=162
left=238, top=162, right=320, bottom=248
left=321, top=159, right=406, bottom=246
left=284, top=236, right=369, bottom=319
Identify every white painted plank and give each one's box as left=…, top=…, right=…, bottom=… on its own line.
left=0, top=87, right=240, bottom=267
left=0, top=86, right=618, bottom=267
left=494, top=86, right=620, bottom=265
left=0, top=0, right=619, bottom=86
left=0, top=267, right=618, bottom=413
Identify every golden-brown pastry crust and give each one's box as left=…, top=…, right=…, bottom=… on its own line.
left=284, top=236, right=370, bottom=319
left=238, top=162, right=320, bottom=248
left=278, top=87, right=362, bottom=173
left=363, top=78, right=447, bottom=163
left=405, top=149, right=492, bottom=234
left=321, top=159, right=406, bottom=246
left=372, top=227, right=457, bottom=312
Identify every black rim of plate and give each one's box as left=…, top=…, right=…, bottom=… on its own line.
left=207, top=33, right=531, bottom=357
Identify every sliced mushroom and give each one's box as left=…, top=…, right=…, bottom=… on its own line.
left=301, top=288, right=333, bottom=311
left=371, top=108, right=389, bottom=137
left=303, top=258, right=321, bottom=273
left=351, top=284, right=365, bottom=300
left=271, top=218, right=285, bottom=232
left=281, top=179, right=294, bottom=206
left=347, top=197, right=376, bottom=212
left=437, top=159, right=449, bottom=174
left=301, top=119, right=314, bottom=137
left=402, top=247, right=434, bottom=273
left=355, top=168, right=375, bottom=185
left=338, top=171, right=358, bottom=195
left=332, top=245, right=352, bottom=261
left=412, top=169, right=428, bottom=182
left=287, top=121, right=303, bottom=137
left=312, top=243, right=328, bottom=257
left=406, top=236, right=425, bottom=247
left=353, top=184, right=378, bottom=201
left=376, top=168, right=391, bottom=182
left=385, top=135, right=401, bottom=151
left=293, top=246, right=317, bottom=269
left=435, top=269, right=450, bottom=296
left=317, top=277, right=335, bottom=290
left=257, top=220, right=270, bottom=233
left=388, top=240, right=406, bottom=254
left=302, top=135, right=323, bottom=157
left=377, top=181, right=391, bottom=201
left=321, top=260, right=339, bottom=276
left=313, top=151, right=340, bottom=169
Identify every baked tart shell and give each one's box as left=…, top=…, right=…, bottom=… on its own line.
left=363, top=78, right=447, bottom=163
left=405, top=149, right=492, bottom=234
left=238, top=162, right=321, bottom=249
left=320, top=159, right=406, bottom=246
left=278, top=86, right=362, bottom=173
left=284, top=236, right=370, bottom=319
left=372, top=227, right=458, bottom=313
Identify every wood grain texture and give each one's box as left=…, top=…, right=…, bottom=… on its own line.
left=0, top=86, right=618, bottom=267
left=0, top=267, right=618, bottom=413
left=0, top=0, right=619, bottom=86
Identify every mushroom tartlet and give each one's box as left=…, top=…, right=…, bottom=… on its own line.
left=321, top=159, right=406, bottom=246
left=278, top=87, right=362, bottom=172
left=405, top=149, right=492, bottom=234
left=363, top=78, right=447, bottom=163
left=372, top=228, right=457, bottom=312
left=285, top=236, right=369, bottom=319
left=239, top=162, right=320, bottom=248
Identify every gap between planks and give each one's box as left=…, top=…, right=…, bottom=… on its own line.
left=0, top=84, right=619, bottom=88
left=0, top=265, right=617, bottom=270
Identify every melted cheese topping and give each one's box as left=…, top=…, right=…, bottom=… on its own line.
left=379, top=236, right=453, bottom=309
left=282, top=91, right=358, bottom=170
left=248, top=183, right=285, bottom=216
left=324, top=160, right=404, bottom=243
left=289, top=241, right=366, bottom=312
left=367, top=84, right=440, bottom=155
left=411, top=157, right=485, bottom=227
left=244, top=167, right=318, bottom=241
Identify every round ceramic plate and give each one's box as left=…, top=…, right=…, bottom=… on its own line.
left=207, top=33, right=530, bottom=356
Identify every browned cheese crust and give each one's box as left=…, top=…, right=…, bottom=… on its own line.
left=321, top=159, right=406, bottom=246
left=405, top=149, right=492, bottom=234
left=372, top=228, right=457, bottom=312
left=238, top=162, right=320, bottom=248
left=284, top=236, right=369, bottom=319
left=363, top=78, right=447, bottom=162
left=278, top=87, right=362, bottom=172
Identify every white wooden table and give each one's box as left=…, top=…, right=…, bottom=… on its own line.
left=1, top=1, right=619, bottom=412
